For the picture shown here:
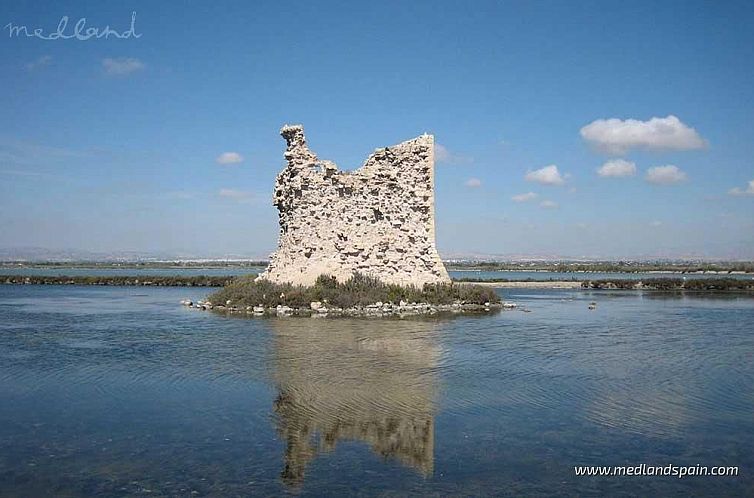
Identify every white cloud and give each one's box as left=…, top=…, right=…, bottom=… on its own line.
left=218, top=188, right=255, bottom=203
left=597, top=159, right=637, bottom=178
left=464, top=177, right=482, bottom=188
left=435, top=144, right=473, bottom=165
left=435, top=144, right=450, bottom=162
left=511, top=192, right=538, bottom=202
left=729, top=180, right=754, bottom=196
left=645, top=165, right=687, bottom=185
left=650, top=220, right=663, bottom=227
left=525, top=164, right=565, bottom=186
left=102, top=57, right=145, bottom=76
left=580, top=115, right=707, bottom=154
left=539, top=200, right=558, bottom=209
left=216, top=152, right=244, bottom=165
left=25, top=55, right=52, bottom=71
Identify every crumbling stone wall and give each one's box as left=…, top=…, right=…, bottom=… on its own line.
left=258, top=124, right=450, bottom=287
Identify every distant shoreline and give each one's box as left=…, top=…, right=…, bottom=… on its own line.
left=1, top=275, right=580, bottom=288
left=0, top=275, right=233, bottom=287
left=1, top=275, right=752, bottom=292
left=1, top=261, right=753, bottom=275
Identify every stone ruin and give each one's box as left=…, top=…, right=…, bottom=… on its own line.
left=257, top=124, right=451, bottom=287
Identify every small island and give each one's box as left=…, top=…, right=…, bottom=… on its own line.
left=195, top=124, right=502, bottom=318
left=188, top=273, right=501, bottom=317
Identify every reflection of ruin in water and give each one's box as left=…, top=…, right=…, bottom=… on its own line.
left=270, top=318, right=439, bottom=487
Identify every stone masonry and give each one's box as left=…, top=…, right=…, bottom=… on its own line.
left=257, top=124, right=451, bottom=287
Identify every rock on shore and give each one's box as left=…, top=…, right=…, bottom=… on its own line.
left=182, top=298, right=503, bottom=317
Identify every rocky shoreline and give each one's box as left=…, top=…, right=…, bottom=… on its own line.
left=181, top=298, right=512, bottom=317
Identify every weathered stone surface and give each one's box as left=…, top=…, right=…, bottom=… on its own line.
left=258, top=124, right=451, bottom=287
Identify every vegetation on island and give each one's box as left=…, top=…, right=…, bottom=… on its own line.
left=207, top=273, right=501, bottom=308
left=582, top=278, right=754, bottom=291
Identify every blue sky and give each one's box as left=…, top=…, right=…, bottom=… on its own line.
left=1, top=0, right=753, bottom=259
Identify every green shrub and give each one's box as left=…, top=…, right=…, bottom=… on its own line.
left=681, top=278, right=754, bottom=291
left=641, top=278, right=684, bottom=290
left=583, top=279, right=639, bottom=289
left=207, top=272, right=501, bottom=308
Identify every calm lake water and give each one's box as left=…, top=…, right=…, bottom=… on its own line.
left=1, top=285, right=753, bottom=496
left=2, top=266, right=752, bottom=282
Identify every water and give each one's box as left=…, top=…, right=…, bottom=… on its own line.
left=2, top=266, right=752, bottom=281
left=1, top=285, right=753, bottom=496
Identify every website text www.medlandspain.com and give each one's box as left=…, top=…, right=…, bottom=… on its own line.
left=574, top=464, right=739, bottom=478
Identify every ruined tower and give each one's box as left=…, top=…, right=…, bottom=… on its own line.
left=258, top=125, right=451, bottom=287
